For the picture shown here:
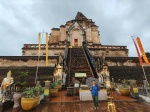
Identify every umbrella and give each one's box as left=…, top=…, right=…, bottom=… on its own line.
left=86, top=77, right=100, bottom=88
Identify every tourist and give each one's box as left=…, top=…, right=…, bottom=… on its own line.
left=90, top=80, right=100, bottom=110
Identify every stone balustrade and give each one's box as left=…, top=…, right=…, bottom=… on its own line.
left=22, top=44, right=66, bottom=49
left=87, top=45, right=127, bottom=50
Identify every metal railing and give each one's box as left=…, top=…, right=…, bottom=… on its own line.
left=65, top=47, right=71, bottom=87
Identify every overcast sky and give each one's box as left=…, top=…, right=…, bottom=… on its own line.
left=0, top=0, right=150, bottom=56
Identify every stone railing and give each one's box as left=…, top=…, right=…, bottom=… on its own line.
left=87, top=45, right=127, bottom=50
left=22, top=44, right=66, bottom=49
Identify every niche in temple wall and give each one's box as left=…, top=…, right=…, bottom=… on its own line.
left=68, top=22, right=85, bottom=46
left=53, top=51, right=64, bottom=56
left=105, top=50, right=110, bottom=56
left=31, top=52, right=37, bottom=55
left=70, top=28, right=83, bottom=46
left=94, top=51, right=100, bottom=56
left=22, top=51, right=25, bottom=55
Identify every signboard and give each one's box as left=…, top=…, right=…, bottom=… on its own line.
left=129, top=80, right=139, bottom=98
left=74, top=83, right=79, bottom=88
left=75, top=73, right=86, bottom=77
left=44, top=89, right=49, bottom=96
left=133, top=88, right=139, bottom=93
left=69, top=46, right=72, bottom=48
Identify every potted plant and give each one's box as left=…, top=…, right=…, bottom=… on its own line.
left=56, top=80, right=62, bottom=91
left=119, top=80, right=130, bottom=96
left=50, top=82, right=58, bottom=97
left=13, top=71, right=29, bottom=108
left=21, top=84, right=43, bottom=111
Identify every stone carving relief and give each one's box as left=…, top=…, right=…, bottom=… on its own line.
left=94, top=51, right=99, bottom=56
left=31, top=52, right=37, bottom=55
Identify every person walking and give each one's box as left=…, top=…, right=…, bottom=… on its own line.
left=90, top=80, right=100, bottom=110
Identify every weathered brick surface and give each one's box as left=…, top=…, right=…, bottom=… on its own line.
left=0, top=66, right=55, bottom=85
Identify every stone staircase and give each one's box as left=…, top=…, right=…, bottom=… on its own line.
left=69, top=47, right=93, bottom=84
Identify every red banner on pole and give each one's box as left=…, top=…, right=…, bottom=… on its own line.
left=136, top=37, right=149, bottom=64
left=132, top=38, right=143, bottom=65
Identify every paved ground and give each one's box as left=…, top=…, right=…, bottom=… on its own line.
left=50, top=90, right=135, bottom=102
left=4, top=101, right=150, bottom=112
left=4, top=90, right=150, bottom=112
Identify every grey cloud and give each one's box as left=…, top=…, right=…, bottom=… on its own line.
left=0, top=0, right=150, bottom=56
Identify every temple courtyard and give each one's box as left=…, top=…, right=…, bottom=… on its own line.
left=4, top=90, right=150, bottom=112
left=0, top=11, right=150, bottom=112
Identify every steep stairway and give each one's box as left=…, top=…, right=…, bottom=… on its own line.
left=69, top=47, right=93, bottom=84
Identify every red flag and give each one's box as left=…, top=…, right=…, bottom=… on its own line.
left=132, top=37, right=143, bottom=65
left=136, top=37, right=149, bottom=64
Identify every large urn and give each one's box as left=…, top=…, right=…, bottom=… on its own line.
left=13, top=92, right=23, bottom=108
left=119, top=88, right=130, bottom=96
left=21, top=96, right=40, bottom=110
left=57, top=85, right=62, bottom=91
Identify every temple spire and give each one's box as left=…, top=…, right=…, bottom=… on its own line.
left=75, top=12, right=88, bottom=20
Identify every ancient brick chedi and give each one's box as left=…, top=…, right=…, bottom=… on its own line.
left=22, top=12, right=128, bottom=58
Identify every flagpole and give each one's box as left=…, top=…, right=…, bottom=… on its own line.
left=141, top=64, right=148, bottom=82
left=35, top=33, right=41, bottom=84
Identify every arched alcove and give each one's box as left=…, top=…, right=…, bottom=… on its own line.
left=67, top=22, right=85, bottom=47
left=70, top=28, right=83, bottom=46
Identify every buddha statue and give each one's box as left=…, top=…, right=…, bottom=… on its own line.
left=1, top=70, right=14, bottom=89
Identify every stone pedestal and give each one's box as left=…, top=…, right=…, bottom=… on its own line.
left=41, top=81, right=51, bottom=102
left=129, top=80, right=139, bottom=98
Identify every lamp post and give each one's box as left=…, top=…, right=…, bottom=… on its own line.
left=141, top=65, right=148, bottom=82
left=141, top=64, right=149, bottom=96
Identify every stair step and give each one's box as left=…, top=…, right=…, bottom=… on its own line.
left=67, top=48, right=94, bottom=86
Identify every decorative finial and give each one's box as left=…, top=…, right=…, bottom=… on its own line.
left=7, top=70, right=12, bottom=75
